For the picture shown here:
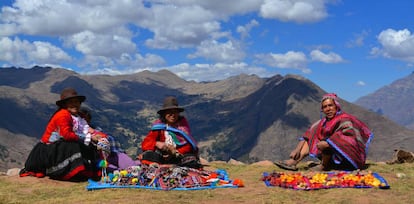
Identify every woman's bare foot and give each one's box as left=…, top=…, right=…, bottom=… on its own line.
left=274, top=159, right=298, bottom=171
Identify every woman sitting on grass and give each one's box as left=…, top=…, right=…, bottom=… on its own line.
left=140, top=96, right=202, bottom=169
left=275, top=93, right=373, bottom=171
left=20, top=88, right=107, bottom=181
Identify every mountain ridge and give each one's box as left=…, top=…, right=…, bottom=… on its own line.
left=0, top=66, right=413, bottom=171
left=356, top=71, right=414, bottom=130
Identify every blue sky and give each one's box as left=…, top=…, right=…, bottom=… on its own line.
left=1, top=0, right=414, bottom=102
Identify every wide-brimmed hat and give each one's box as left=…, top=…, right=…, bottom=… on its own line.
left=157, top=96, right=184, bottom=114
left=56, top=87, right=86, bottom=107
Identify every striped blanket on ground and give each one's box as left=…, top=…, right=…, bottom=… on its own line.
left=87, top=164, right=243, bottom=191
left=262, top=171, right=389, bottom=190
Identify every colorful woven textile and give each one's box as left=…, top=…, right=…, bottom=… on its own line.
left=87, top=164, right=243, bottom=191
left=262, top=171, right=389, bottom=190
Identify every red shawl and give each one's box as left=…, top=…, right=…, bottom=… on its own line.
left=304, top=112, right=373, bottom=169
left=141, top=117, right=198, bottom=154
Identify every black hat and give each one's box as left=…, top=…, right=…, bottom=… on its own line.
left=56, top=87, right=86, bottom=107
left=157, top=96, right=184, bottom=114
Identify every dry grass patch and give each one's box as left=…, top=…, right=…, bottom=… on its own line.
left=1, top=162, right=413, bottom=204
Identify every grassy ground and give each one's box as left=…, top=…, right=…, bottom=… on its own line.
left=1, top=161, right=413, bottom=204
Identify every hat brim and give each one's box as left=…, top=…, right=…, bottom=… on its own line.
left=56, top=95, right=86, bottom=106
left=157, top=107, right=184, bottom=114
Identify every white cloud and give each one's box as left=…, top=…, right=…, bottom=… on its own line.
left=171, top=0, right=262, bottom=17
left=0, top=37, right=71, bottom=65
left=166, top=62, right=274, bottom=82
left=137, top=0, right=260, bottom=49
left=371, top=28, right=414, bottom=62
left=79, top=62, right=275, bottom=82
left=310, top=49, right=344, bottom=63
left=0, top=0, right=144, bottom=66
left=237, top=19, right=259, bottom=40
left=259, top=0, right=328, bottom=23
left=78, top=55, right=114, bottom=70
left=0, top=0, right=331, bottom=71
left=255, top=51, right=311, bottom=73
left=142, top=4, right=222, bottom=49
left=356, top=81, right=366, bottom=86
left=77, top=52, right=165, bottom=71
left=0, top=24, right=18, bottom=37
left=2, top=0, right=261, bottom=50
left=188, top=40, right=245, bottom=63
left=346, top=30, right=369, bottom=48
left=64, top=30, right=136, bottom=57
left=118, top=53, right=166, bottom=68
left=0, top=0, right=146, bottom=36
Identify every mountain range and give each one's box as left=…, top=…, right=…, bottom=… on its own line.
left=355, top=71, right=414, bottom=130
left=1, top=66, right=413, bottom=171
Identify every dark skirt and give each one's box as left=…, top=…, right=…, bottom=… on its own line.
left=320, top=148, right=359, bottom=171
left=141, top=150, right=202, bottom=169
left=22, top=141, right=101, bottom=181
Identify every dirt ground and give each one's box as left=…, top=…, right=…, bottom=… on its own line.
left=1, top=161, right=413, bottom=204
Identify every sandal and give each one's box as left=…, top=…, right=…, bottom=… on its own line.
left=307, top=164, right=325, bottom=171
left=274, top=160, right=298, bottom=171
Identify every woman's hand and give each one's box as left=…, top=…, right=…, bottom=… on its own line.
left=155, top=142, right=177, bottom=155
left=155, top=141, right=167, bottom=150
left=316, top=141, right=330, bottom=151
left=91, top=134, right=100, bottom=143
left=164, top=144, right=177, bottom=155
left=88, top=127, right=95, bottom=134
left=289, top=140, right=305, bottom=160
left=87, top=127, right=100, bottom=142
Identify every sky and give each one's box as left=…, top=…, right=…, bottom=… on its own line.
left=1, top=0, right=414, bottom=102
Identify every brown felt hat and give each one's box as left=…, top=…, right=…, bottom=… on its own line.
left=55, top=87, right=86, bottom=107
left=157, top=96, right=184, bottom=114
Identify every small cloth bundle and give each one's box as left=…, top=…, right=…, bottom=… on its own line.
left=262, top=171, right=390, bottom=190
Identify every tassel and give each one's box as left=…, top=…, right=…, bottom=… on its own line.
left=99, top=153, right=109, bottom=183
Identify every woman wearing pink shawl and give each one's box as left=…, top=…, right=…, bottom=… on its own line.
left=275, top=93, right=373, bottom=171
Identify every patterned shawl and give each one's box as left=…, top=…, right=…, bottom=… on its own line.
left=151, top=117, right=198, bottom=151
left=304, top=112, right=373, bottom=169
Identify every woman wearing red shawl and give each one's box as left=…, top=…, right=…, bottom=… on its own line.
left=275, top=93, right=373, bottom=171
left=140, top=96, right=201, bottom=169
left=20, top=88, right=108, bottom=181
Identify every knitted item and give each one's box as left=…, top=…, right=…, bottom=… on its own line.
left=97, top=138, right=110, bottom=153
